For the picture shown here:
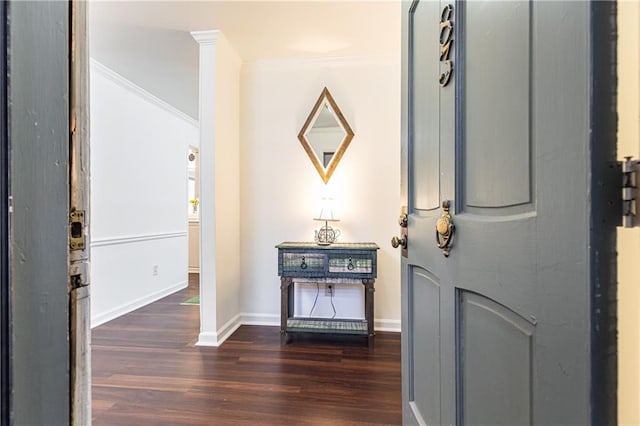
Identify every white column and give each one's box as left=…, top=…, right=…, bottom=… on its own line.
left=191, top=30, right=220, bottom=345
left=191, top=30, right=242, bottom=346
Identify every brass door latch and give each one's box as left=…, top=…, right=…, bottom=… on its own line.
left=391, top=206, right=408, bottom=257
left=69, top=210, right=86, bottom=251
left=436, top=201, right=455, bottom=257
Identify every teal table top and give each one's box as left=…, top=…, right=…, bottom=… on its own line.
left=276, top=242, right=379, bottom=250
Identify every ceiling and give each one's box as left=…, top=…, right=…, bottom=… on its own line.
left=89, top=1, right=402, bottom=119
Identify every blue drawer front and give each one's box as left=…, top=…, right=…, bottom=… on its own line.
left=281, top=252, right=325, bottom=274
left=328, top=255, right=372, bottom=274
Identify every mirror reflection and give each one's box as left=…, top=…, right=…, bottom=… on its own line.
left=298, top=87, right=354, bottom=183
left=307, top=105, right=342, bottom=168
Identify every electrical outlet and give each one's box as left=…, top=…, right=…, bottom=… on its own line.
left=152, top=265, right=159, bottom=276
left=325, top=284, right=334, bottom=296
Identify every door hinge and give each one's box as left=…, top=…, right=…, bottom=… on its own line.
left=622, top=156, right=639, bottom=228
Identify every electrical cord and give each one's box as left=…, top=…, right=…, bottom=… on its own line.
left=309, top=282, right=320, bottom=317
left=330, top=289, right=337, bottom=319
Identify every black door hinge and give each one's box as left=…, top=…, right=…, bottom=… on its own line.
left=622, top=157, right=638, bottom=228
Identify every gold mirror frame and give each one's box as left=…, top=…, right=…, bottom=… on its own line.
left=298, top=87, right=354, bottom=184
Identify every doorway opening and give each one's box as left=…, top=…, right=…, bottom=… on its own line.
left=187, top=147, right=201, bottom=306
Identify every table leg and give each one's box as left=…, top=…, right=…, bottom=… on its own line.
left=280, top=277, right=292, bottom=345
left=363, top=278, right=375, bottom=347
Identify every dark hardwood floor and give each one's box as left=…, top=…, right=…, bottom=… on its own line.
left=92, top=274, right=402, bottom=425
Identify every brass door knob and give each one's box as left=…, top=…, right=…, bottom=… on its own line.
left=391, top=235, right=407, bottom=249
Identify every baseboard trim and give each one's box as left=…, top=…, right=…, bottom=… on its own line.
left=374, top=319, right=401, bottom=333
left=217, top=314, right=242, bottom=345
left=196, top=314, right=242, bottom=347
left=91, top=280, right=187, bottom=328
left=195, top=332, right=220, bottom=347
left=240, top=313, right=279, bottom=326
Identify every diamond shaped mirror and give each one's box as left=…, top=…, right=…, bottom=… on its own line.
left=298, top=87, right=354, bottom=184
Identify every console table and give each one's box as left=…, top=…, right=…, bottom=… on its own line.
left=276, top=242, right=379, bottom=345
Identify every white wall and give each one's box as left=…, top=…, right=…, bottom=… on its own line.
left=212, top=35, right=242, bottom=335
left=617, top=1, right=640, bottom=423
left=90, top=60, right=198, bottom=326
left=240, top=55, right=402, bottom=329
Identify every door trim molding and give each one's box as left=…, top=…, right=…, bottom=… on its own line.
left=589, top=2, right=619, bottom=423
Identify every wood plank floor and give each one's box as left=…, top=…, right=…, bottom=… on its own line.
left=92, top=274, right=402, bottom=425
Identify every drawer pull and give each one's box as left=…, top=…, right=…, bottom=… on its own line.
left=300, top=256, right=307, bottom=270
left=347, top=257, right=355, bottom=271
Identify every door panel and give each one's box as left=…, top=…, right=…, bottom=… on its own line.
left=408, top=268, right=441, bottom=425
left=401, top=1, right=617, bottom=425
left=8, top=2, right=71, bottom=424
left=463, top=1, right=531, bottom=210
left=411, top=0, right=441, bottom=211
left=458, top=290, right=534, bottom=426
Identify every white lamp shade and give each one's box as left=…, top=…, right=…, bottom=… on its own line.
left=314, top=197, right=339, bottom=222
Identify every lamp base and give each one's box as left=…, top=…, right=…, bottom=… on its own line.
left=314, top=222, right=340, bottom=245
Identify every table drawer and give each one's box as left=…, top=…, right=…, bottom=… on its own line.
left=328, top=255, right=373, bottom=274
left=281, top=252, right=325, bottom=273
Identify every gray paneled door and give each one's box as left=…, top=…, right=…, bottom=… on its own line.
left=0, top=1, right=6, bottom=423
left=399, top=1, right=617, bottom=425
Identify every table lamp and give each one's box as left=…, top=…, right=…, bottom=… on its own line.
left=314, top=197, right=340, bottom=245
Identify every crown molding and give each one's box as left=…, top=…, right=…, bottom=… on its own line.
left=241, top=53, right=400, bottom=74
left=191, top=29, right=221, bottom=45
left=90, top=59, right=198, bottom=128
